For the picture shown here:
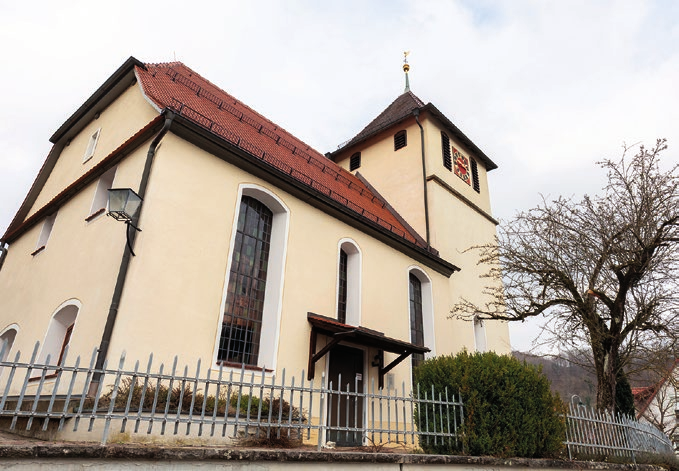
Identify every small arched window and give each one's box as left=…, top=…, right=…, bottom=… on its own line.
left=0, top=326, right=18, bottom=363
left=337, top=239, right=361, bottom=325
left=349, top=152, right=361, bottom=171
left=394, top=130, right=407, bottom=150
left=40, top=301, right=80, bottom=366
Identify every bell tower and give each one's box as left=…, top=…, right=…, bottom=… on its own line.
left=327, top=53, right=509, bottom=354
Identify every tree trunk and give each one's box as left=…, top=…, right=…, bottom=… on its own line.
left=593, top=345, right=618, bottom=412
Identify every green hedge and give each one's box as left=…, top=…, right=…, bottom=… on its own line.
left=414, top=351, right=565, bottom=457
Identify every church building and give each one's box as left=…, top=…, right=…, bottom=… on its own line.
left=0, top=56, right=510, bottom=413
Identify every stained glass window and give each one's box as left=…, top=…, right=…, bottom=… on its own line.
left=218, top=196, right=273, bottom=365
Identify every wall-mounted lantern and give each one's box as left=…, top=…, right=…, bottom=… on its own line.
left=107, top=188, right=143, bottom=256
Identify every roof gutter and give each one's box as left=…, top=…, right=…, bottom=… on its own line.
left=90, top=110, right=175, bottom=392
left=0, top=241, right=8, bottom=273
left=413, top=109, right=430, bottom=247
left=167, top=113, right=459, bottom=276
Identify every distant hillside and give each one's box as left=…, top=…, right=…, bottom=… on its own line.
left=513, top=350, right=676, bottom=409
left=513, top=351, right=597, bottom=407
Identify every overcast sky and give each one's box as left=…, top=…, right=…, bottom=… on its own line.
left=1, top=1, right=677, bottom=352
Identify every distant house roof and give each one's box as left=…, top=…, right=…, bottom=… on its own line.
left=633, top=359, right=679, bottom=417
left=327, top=91, right=498, bottom=171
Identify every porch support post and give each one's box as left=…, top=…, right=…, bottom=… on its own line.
left=307, top=329, right=357, bottom=381
left=307, top=328, right=317, bottom=381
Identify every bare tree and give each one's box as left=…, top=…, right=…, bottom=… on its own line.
left=453, top=139, right=679, bottom=412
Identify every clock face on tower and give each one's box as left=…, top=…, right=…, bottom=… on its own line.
left=453, top=147, right=471, bottom=186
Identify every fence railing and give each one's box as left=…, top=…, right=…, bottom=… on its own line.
left=0, top=342, right=462, bottom=449
left=0, top=342, right=673, bottom=460
left=565, top=402, right=674, bottom=461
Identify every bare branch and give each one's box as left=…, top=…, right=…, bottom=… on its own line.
left=452, top=139, right=679, bottom=412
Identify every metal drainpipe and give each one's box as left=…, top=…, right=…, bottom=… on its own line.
left=0, top=241, right=8, bottom=272
left=90, top=110, right=175, bottom=392
left=413, top=109, right=430, bottom=247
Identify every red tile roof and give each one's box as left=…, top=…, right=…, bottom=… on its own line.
left=136, top=62, right=427, bottom=249
left=633, top=359, right=679, bottom=417
left=337, top=91, right=425, bottom=151
left=328, top=91, right=498, bottom=172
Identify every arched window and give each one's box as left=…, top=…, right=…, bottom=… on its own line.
left=40, top=300, right=80, bottom=366
left=216, top=185, right=289, bottom=369
left=0, top=326, right=18, bottom=363
left=408, top=267, right=435, bottom=373
left=409, top=274, right=425, bottom=370
left=219, top=196, right=273, bottom=366
left=337, top=239, right=361, bottom=325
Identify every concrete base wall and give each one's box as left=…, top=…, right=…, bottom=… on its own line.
left=0, top=443, right=662, bottom=471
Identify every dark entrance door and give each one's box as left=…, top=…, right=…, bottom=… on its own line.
left=327, top=345, right=364, bottom=446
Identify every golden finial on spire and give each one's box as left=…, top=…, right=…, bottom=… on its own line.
left=403, top=51, right=411, bottom=92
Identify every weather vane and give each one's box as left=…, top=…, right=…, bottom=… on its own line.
left=403, top=51, right=411, bottom=92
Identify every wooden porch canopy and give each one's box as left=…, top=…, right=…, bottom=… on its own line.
left=307, top=312, right=429, bottom=388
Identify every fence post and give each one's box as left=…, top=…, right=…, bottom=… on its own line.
left=317, top=371, right=326, bottom=451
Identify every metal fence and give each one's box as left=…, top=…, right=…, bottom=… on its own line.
left=1, top=342, right=673, bottom=460
left=564, top=402, right=674, bottom=461
left=0, top=342, right=462, bottom=449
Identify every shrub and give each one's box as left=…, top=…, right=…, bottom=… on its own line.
left=87, top=378, right=305, bottom=421
left=414, top=351, right=565, bottom=458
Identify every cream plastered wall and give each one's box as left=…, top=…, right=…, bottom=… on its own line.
left=27, top=83, right=159, bottom=219
left=428, top=182, right=510, bottom=354
left=103, top=134, right=453, bottom=398
left=0, top=142, right=151, bottom=390
left=333, top=116, right=509, bottom=355
left=420, top=114, right=493, bottom=216
left=333, top=119, right=427, bottom=238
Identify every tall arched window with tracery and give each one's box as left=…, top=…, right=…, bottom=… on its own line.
left=218, top=196, right=273, bottom=366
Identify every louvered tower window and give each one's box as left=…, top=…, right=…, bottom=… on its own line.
left=219, top=196, right=273, bottom=366
left=441, top=133, right=452, bottom=171
left=349, top=152, right=361, bottom=171
left=471, top=159, right=480, bottom=193
left=394, top=130, right=407, bottom=150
